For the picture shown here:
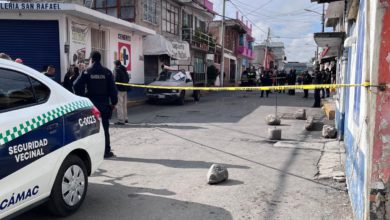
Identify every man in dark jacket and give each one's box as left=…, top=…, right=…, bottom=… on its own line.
left=312, top=69, right=322, bottom=108
left=74, top=51, right=118, bottom=158
left=302, top=71, right=312, bottom=98
left=113, top=60, right=130, bottom=125
left=63, top=65, right=80, bottom=93
left=260, top=70, right=272, bottom=98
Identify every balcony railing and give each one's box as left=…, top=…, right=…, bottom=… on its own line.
left=235, top=46, right=254, bottom=59
left=182, top=28, right=216, bottom=53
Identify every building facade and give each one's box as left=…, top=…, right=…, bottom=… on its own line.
left=253, top=41, right=285, bottom=70
left=311, top=0, right=390, bottom=219
left=209, top=15, right=255, bottom=86
left=0, top=2, right=154, bottom=84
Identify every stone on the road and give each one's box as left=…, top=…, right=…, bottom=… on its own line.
left=305, top=116, right=315, bottom=131
left=265, top=114, right=281, bottom=125
left=295, top=109, right=307, bottom=120
left=322, top=125, right=337, bottom=138
left=268, top=128, right=282, bottom=140
left=207, top=164, right=229, bottom=184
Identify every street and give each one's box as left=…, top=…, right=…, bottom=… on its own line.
left=17, top=91, right=352, bottom=220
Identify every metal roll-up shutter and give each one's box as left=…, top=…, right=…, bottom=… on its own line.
left=0, top=19, right=61, bottom=81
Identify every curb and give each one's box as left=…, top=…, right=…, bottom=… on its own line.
left=127, top=99, right=146, bottom=107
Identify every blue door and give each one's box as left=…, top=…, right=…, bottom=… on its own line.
left=0, top=20, right=61, bottom=82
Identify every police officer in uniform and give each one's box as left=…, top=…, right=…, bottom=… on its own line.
left=74, top=51, right=118, bottom=158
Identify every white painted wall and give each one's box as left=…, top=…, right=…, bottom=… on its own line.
left=108, top=29, right=145, bottom=84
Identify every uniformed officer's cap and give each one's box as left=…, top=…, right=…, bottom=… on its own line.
left=90, top=51, right=101, bottom=62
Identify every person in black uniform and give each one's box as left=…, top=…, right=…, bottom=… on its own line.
left=74, top=51, right=118, bottom=158
left=312, top=68, right=322, bottom=108
left=260, top=70, right=272, bottom=98
left=302, top=71, right=312, bottom=98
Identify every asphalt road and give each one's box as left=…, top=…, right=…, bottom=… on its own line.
left=17, top=91, right=352, bottom=220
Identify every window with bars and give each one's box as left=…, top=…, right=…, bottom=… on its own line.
left=91, top=28, right=107, bottom=66
left=162, top=0, right=179, bottom=35
left=143, top=0, right=157, bottom=24
left=92, top=0, right=135, bottom=21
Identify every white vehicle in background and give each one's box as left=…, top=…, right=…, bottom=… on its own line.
left=146, top=69, right=201, bottom=105
left=0, top=59, right=104, bottom=219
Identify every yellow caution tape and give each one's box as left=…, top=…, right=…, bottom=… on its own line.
left=115, top=82, right=372, bottom=91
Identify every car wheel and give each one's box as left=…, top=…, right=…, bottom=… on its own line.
left=193, top=91, right=200, bottom=102
left=177, top=91, right=185, bottom=105
left=48, top=155, right=88, bottom=216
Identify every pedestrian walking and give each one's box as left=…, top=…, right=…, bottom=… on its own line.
left=74, top=51, right=118, bottom=158
left=312, top=69, right=322, bottom=108
left=113, top=60, right=130, bottom=125
left=302, top=71, right=312, bottom=98
left=63, top=65, right=79, bottom=92
left=260, top=70, right=272, bottom=98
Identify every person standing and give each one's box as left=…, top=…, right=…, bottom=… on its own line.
left=43, top=65, right=56, bottom=81
left=63, top=65, right=80, bottom=92
left=74, top=51, right=118, bottom=158
left=325, top=68, right=332, bottom=97
left=260, top=70, right=272, bottom=98
left=113, top=60, right=130, bottom=125
left=302, top=71, right=312, bottom=98
left=312, top=69, right=322, bottom=108
left=287, top=68, right=297, bottom=95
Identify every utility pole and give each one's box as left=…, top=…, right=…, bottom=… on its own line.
left=220, top=0, right=226, bottom=87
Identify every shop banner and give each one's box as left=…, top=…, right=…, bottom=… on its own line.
left=70, top=21, right=88, bottom=65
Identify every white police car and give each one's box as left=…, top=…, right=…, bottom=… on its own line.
left=0, top=59, right=105, bottom=219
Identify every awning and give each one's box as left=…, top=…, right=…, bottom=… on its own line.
left=143, top=35, right=190, bottom=60
left=0, top=3, right=156, bottom=36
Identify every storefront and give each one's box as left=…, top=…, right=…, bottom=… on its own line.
left=0, top=2, right=155, bottom=83
left=143, top=34, right=190, bottom=84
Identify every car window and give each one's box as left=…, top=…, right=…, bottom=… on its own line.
left=0, top=68, right=37, bottom=111
left=30, top=77, right=50, bottom=103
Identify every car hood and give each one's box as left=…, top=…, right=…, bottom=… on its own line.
left=149, top=81, right=185, bottom=87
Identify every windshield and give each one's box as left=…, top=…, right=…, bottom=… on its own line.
left=157, top=71, right=186, bottom=82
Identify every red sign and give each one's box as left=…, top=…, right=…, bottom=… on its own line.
left=118, top=42, right=131, bottom=71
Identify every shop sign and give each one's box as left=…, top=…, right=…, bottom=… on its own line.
left=0, top=3, right=61, bottom=10
left=118, top=34, right=131, bottom=42
left=118, top=42, right=131, bottom=71
left=171, top=41, right=190, bottom=60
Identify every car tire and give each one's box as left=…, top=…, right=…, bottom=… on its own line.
left=177, top=91, right=185, bottom=105
left=193, top=91, right=200, bottom=102
left=48, top=154, right=88, bottom=217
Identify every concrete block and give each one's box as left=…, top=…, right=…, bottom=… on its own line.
left=265, top=114, right=281, bottom=125
left=268, top=128, right=282, bottom=140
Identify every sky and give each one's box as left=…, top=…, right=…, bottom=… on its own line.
left=210, top=0, right=325, bottom=63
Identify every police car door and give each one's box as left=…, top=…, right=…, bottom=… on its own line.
left=0, top=68, right=63, bottom=215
